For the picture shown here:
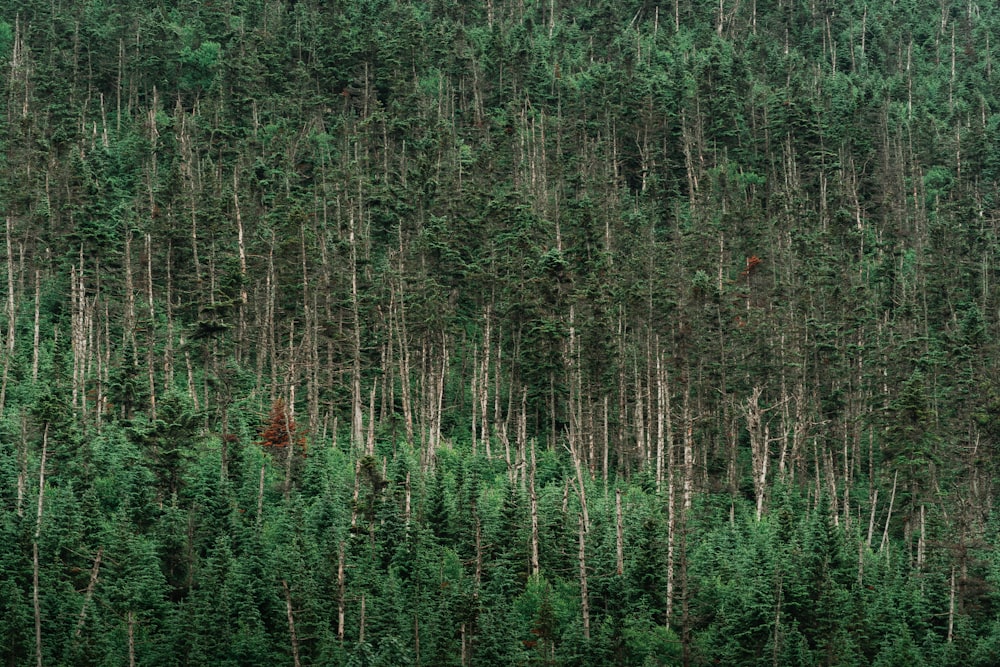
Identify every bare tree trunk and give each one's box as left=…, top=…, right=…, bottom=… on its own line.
left=233, top=168, right=248, bottom=357
left=178, top=107, right=203, bottom=299
left=615, top=488, right=624, bottom=576
left=683, top=394, right=695, bottom=512
left=471, top=349, right=479, bottom=455
left=267, top=234, right=278, bottom=402
left=414, top=614, right=421, bottom=664
left=655, top=344, right=665, bottom=492
left=480, top=308, right=491, bottom=458
left=634, top=370, right=646, bottom=467
left=567, top=434, right=590, bottom=532
left=17, top=414, right=26, bottom=517
left=880, top=471, right=898, bottom=554
left=404, top=472, right=411, bottom=524
left=680, top=528, right=692, bottom=667
left=337, top=543, right=346, bottom=641
left=350, top=208, right=363, bottom=449
left=185, top=348, right=198, bottom=410
left=127, top=611, right=136, bottom=667
left=350, top=459, right=361, bottom=531
left=359, top=594, right=366, bottom=643
left=666, top=455, right=676, bottom=623
left=366, top=379, right=377, bottom=457
left=164, top=243, right=175, bottom=390
left=1, top=216, right=16, bottom=414
left=395, top=236, right=414, bottom=445
left=947, top=565, right=956, bottom=643
left=32, top=269, right=40, bottom=383
left=283, top=580, right=302, bottom=667
left=866, top=489, right=879, bottom=549
left=145, top=235, right=157, bottom=420
left=33, top=424, right=49, bottom=667
left=74, top=547, right=103, bottom=638
left=578, top=513, right=590, bottom=640
left=283, top=388, right=295, bottom=499
left=530, top=439, right=540, bottom=577
left=124, top=229, right=135, bottom=347
left=475, top=515, right=483, bottom=590
left=70, top=264, right=83, bottom=413
left=602, top=396, right=610, bottom=486
left=917, top=503, right=926, bottom=570
left=746, top=387, right=768, bottom=520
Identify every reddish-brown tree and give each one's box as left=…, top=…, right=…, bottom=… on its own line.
left=260, top=398, right=305, bottom=455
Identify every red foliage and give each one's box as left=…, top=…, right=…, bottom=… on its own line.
left=740, top=255, right=762, bottom=278
left=260, top=398, right=306, bottom=453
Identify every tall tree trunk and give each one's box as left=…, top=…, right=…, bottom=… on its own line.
left=283, top=580, right=302, bottom=667
left=33, top=423, right=49, bottom=667
left=480, top=307, right=492, bottom=458
left=124, top=228, right=135, bottom=348
left=578, top=513, right=590, bottom=640
left=233, top=168, right=248, bottom=358
left=746, top=387, right=768, bottom=520
left=530, top=439, right=540, bottom=577
left=145, top=235, right=157, bottom=420
left=127, top=611, right=136, bottom=667
left=615, top=487, right=624, bottom=576
left=350, top=206, right=363, bottom=450
left=4, top=215, right=22, bottom=413
left=74, top=547, right=103, bottom=638
left=337, top=543, right=346, bottom=641
left=32, top=269, right=40, bottom=383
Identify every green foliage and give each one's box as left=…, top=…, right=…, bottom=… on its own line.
left=1, top=0, right=999, bottom=662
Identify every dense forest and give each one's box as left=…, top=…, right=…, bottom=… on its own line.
left=2, top=0, right=1000, bottom=664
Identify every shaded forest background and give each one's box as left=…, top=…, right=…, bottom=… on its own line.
left=2, top=0, right=1000, bottom=664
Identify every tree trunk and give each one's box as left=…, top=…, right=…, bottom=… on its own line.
left=530, top=439, right=540, bottom=577
left=283, top=580, right=302, bottom=667
left=233, top=168, right=248, bottom=358
left=746, top=387, right=768, bottom=520
left=33, top=423, right=49, bottom=667
left=337, top=542, right=346, bottom=641
left=615, top=488, right=624, bottom=576
left=350, top=208, right=363, bottom=450
left=880, top=471, right=898, bottom=554
left=578, top=513, right=590, bottom=640
left=145, top=235, right=157, bottom=420
left=75, top=547, right=103, bottom=638
left=359, top=594, right=366, bottom=643
left=32, top=269, right=40, bottom=383
left=127, top=610, right=136, bottom=667
left=1, top=215, right=16, bottom=415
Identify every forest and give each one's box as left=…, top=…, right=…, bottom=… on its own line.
left=2, top=0, right=1000, bottom=664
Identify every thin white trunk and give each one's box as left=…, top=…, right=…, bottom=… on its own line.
left=75, top=547, right=103, bottom=638
left=145, top=235, right=157, bottom=420
left=578, top=514, right=590, bottom=640
left=283, top=580, right=302, bottom=667
left=947, top=566, right=956, bottom=642
left=127, top=611, right=135, bottom=667
left=337, top=543, right=346, bottom=641
left=880, top=471, right=898, bottom=554
left=32, top=270, right=40, bottom=383
left=866, top=489, right=879, bottom=549
left=33, top=424, right=49, bottom=667
left=655, top=346, right=665, bottom=492
left=350, top=210, right=363, bottom=449
left=530, top=439, right=540, bottom=576
left=480, top=309, right=491, bottom=458
left=615, top=488, right=624, bottom=576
